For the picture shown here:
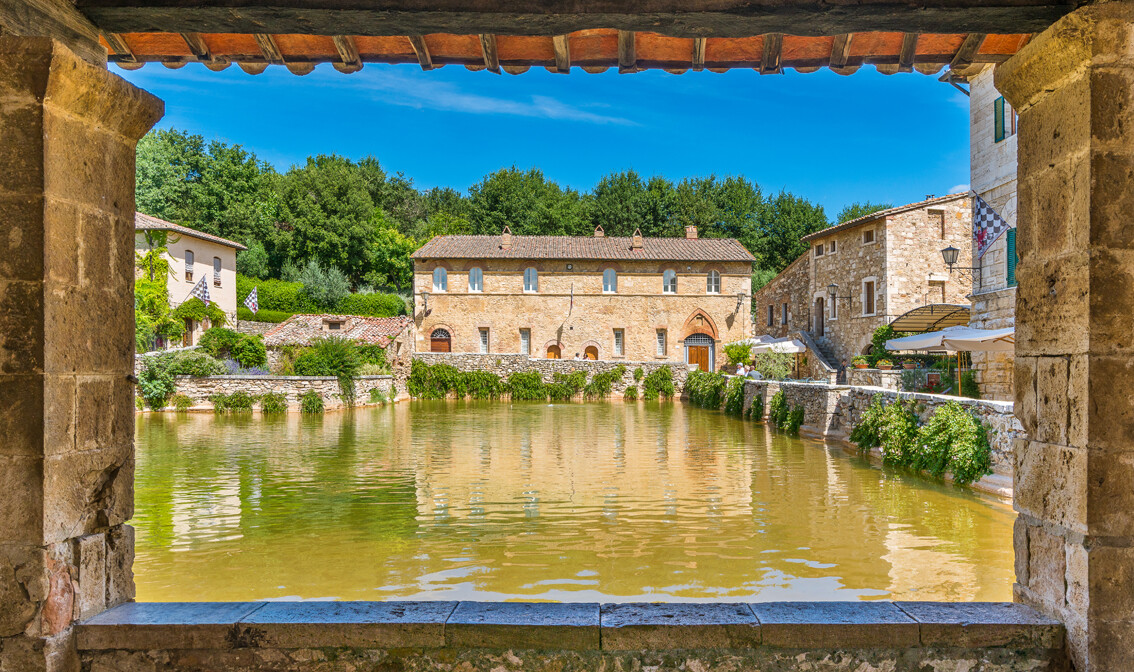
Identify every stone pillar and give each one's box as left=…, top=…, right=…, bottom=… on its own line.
left=997, top=2, right=1134, bottom=670
left=0, top=38, right=162, bottom=671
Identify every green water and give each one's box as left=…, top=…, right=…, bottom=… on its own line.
left=134, top=401, right=1014, bottom=602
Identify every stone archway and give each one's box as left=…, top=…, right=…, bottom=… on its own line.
left=681, top=309, right=719, bottom=340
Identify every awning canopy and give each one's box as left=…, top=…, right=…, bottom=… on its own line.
left=886, top=326, right=1015, bottom=353
left=752, top=337, right=807, bottom=354
left=888, top=303, right=971, bottom=333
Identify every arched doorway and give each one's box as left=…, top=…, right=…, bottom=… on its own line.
left=685, top=333, right=714, bottom=371
left=814, top=297, right=825, bottom=337
left=546, top=344, right=562, bottom=359
left=584, top=345, right=598, bottom=360
left=430, top=328, right=451, bottom=352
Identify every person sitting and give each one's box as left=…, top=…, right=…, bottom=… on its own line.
left=736, top=363, right=745, bottom=376
left=747, top=368, right=763, bottom=380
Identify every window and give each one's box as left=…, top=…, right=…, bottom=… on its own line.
left=929, top=209, right=946, bottom=239
left=662, top=270, right=677, bottom=294
left=815, top=244, right=825, bottom=257
left=323, top=319, right=345, bottom=332
left=1007, top=228, right=1018, bottom=287
left=830, top=294, right=838, bottom=320
left=862, top=279, right=877, bottom=316
left=432, top=267, right=447, bottom=292
left=656, top=330, right=667, bottom=357
left=520, top=329, right=531, bottom=355
left=603, top=268, right=617, bottom=293
left=767, top=305, right=774, bottom=326
left=862, top=229, right=875, bottom=245
left=479, top=328, right=489, bottom=354
left=781, top=302, right=788, bottom=325
left=613, top=329, right=624, bottom=357
left=468, top=267, right=483, bottom=292
left=523, top=267, right=538, bottom=292
left=706, top=270, right=720, bottom=294
left=829, top=239, right=837, bottom=254
left=184, top=250, right=194, bottom=282
left=994, top=96, right=1017, bottom=143
left=213, top=257, right=222, bottom=287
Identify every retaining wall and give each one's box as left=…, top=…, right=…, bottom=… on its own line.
left=846, top=367, right=903, bottom=390
left=236, top=320, right=277, bottom=336
left=170, top=375, right=395, bottom=411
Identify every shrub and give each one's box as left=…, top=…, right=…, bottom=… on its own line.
left=294, top=337, right=361, bottom=404
left=783, top=405, right=805, bottom=434
left=633, top=367, right=644, bottom=382
left=507, top=371, right=547, bottom=401
left=369, top=388, right=388, bottom=404
left=356, top=344, right=389, bottom=370
left=199, top=328, right=267, bottom=369
left=208, top=393, right=229, bottom=412
left=237, top=307, right=293, bottom=323
left=260, top=392, right=288, bottom=413
left=849, top=394, right=887, bottom=451
left=167, top=350, right=227, bottom=377
left=171, top=394, right=192, bottom=411
left=915, top=401, right=993, bottom=485
left=135, top=396, right=145, bottom=411
left=622, top=385, right=639, bottom=400
left=723, top=343, right=752, bottom=367
left=583, top=365, right=626, bottom=400
left=138, top=355, right=177, bottom=410
left=685, top=370, right=728, bottom=409
left=753, top=352, right=794, bottom=380
left=225, top=391, right=256, bottom=412
left=295, top=260, right=351, bottom=310
left=223, top=359, right=271, bottom=376
left=300, top=390, right=325, bottom=413
left=170, top=297, right=227, bottom=329
left=899, top=369, right=927, bottom=393
left=768, top=390, right=789, bottom=428
left=459, top=371, right=505, bottom=399
left=407, top=360, right=461, bottom=399
left=547, top=370, right=587, bottom=401
left=750, top=394, right=765, bottom=421
left=642, top=366, right=675, bottom=400
left=877, top=399, right=920, bottom=466
left=335, top=292, right=407, bottom=317
left=960, top=370, right=981, bottom=399
left=724, top=377, right=746, bottom=415
left=237, top=275, right=319, bottom=313
left=358, top=363, right=387, bottom=376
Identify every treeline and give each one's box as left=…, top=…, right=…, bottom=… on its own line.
left=136, top=128, right=889, bottom=292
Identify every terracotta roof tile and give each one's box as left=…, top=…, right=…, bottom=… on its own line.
left=263, top=314, right=412, bottom=347
left=135, top=212, right=248, bottom=250
left=412, top=234, right=756, bottom=262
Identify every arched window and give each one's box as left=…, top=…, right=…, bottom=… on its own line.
left=430, top=328, right=452, bottom=353
left=584, top=345, right=599, bottom=360
left=213, top=257, right=222, bottom=287
left=706, top=270, right=720, bottom=294
left=662, top=269, right=677, bottom=294
left=432, top=267, right=448, bottom=292
left=602, top=268, right=617, bottom=293
left=184, top=250, right=194, bottom=282
left=468, top=267, right=483, bottom=292
left=524, top=267, right=539, bottom=292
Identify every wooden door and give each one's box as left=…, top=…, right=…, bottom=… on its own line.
left=584, top=346, right=598, bottom=360
left=547, top=345, right=561, bottom=359
left=814, top=297, right=825, bottom=337
left=688, top=346, right=710, bottom=371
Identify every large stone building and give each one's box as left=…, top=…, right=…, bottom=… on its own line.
left=963, top=64, right=1018, bottom=401
left=752, top=195, right=973, bottom=365
left=411, top=226, right=755, bottom=371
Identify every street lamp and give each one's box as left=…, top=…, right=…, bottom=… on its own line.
left=420, top=290, right=430, bottom=316
left=826, top=283, right=851, bottom=303
left=941, top=246, right=960, bottom=270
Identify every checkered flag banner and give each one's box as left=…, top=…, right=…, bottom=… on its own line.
left=243, top=286, right=258, bottom=313
left=188, top=277, right=211, bottom=306
left=973, top=193, right=1010, bottom=259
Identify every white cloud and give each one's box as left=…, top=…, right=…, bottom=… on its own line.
left=949, top=183, right=971, bottom=194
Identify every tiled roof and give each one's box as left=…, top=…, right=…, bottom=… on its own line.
left=801, top=193, right=971, bottom=242
left=135, top=212, right=248, bottom=250
left=263, top=314, right=412, bottom=347
left=412, top=234, right=756, bottom=262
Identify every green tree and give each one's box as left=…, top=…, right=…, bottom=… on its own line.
left=752, top=191, right=828, bottom=273
left=468, top=167, right=590, bottom=236
left=295, top=259, right=351, bottom=310
left=365, top=226, right=418, bottom=290
left=835, top=201, right=892, bottom=225
left=589, top=170, right=676, bottom=237
left=237, top=240, right=271, bottom=279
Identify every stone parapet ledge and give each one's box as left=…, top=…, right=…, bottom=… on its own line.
left=77, top=601, right=1062, bottom=655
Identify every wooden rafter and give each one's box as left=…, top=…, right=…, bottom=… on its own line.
left=180, top=32, right=229, bottom=70
left=479, top=33, right=501, bottom=73
left=252, top=33, right=283, bottom=64
left=552, top=34, right=570, bottom=73
left=101, top=31, right=136, bottom=63
left=760, top=32, right=783, bottom=74
left=950, top=32, right=986, bottom=69
left=692, top=37, right=706, bottom=71
left=332, top=35, right=362, bottom=72
left=898, top=32, right=919, bottom=72
left=407, top=34, right=432, bottom=70
left=617, top=30, right=636, bottom=74
left=830, top=33, right=852, bottom=68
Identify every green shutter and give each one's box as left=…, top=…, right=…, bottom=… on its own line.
left=994, top=97, right=1006, bottom=143
left=1006, top=228, right=1018, bottom=287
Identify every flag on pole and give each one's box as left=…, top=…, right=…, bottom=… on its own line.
left=973, top=193, right=1011, bottom=259
left=243, top=286, right=259, bottom=313
left=188, top=277, right=211, bottom=306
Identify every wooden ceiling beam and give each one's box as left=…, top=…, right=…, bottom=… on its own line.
left=1, top=0, right=106, bottom=65
left=618, top=29, right=636, bottom=73
left=479, top=33, right=501, bottom=73
left=760, top=32, right=782, bottom=74
left=692, top=37, right=706, bottom=71
left=830, top=33, right=852, bottom=68
left=551, top=34, right=570, bottom=73
left=180, top=31, right=230, bottom=69
left=252, top=33, right=283, bottom=64
left=101, top=31, right=136, bottom=63
left=332, top=35, right=362, bottom=72
left=407, top=34, right=433, bottom=70
left=898, top=32, right=918, bottom=72
left=950, top=32, right=986, bottom=69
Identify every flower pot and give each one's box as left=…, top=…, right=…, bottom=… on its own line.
left=879, top=365, right=893, bottom=371
left=853, top=363, right=868, bottom=369
left=903, top=363, right=916, bottom=370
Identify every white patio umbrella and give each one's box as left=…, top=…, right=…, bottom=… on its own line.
left=885, top=326, right=1015, bottom=353
left=752, top=337, right=807, bottom=354
left=728, top=334, right=779, bottom=347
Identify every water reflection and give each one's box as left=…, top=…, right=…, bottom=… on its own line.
left=134, top=401, right=1013, bottom=602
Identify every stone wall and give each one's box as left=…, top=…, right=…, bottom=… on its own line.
left=846, top=367, right=902, bottom=390
left=169, top=375, right=395, bottom=410
left=77, top=600, right=1065, bottom=672
left=753, top=253, right=810, bottom=338
left=236, top=320, right=276, bottom=336
left=969, top=287, right=1015, bottom=401
left=412, top=352, right=689, bottom=397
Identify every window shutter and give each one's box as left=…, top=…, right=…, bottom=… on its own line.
left=1007, top=228, right=1018, bottom=287
left=994, top=96, right=1006, bottom=143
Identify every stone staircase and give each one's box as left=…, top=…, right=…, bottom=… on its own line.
left=812, top=336, right=839, bottom=367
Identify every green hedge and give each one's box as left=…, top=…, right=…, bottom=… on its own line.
left=238, top=307, right=293, bottom=323
left=335, top=292, right=406, bottom=317
left=237, top=274, right=406, bottom=318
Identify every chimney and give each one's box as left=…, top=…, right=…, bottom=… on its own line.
left=631, top=228, right=643, bottom=250
left=685, top=225, right=698, bottom=239
left=501, top=225, right=512, bottom=251
left=594, top=225, right=605, bottom=238
left=925, top=194, right=935, bottom=200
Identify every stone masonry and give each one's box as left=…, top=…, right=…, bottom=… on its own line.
left=168, top=375, right=395, bottom=410
left=0, top=38, right=162, bottom=672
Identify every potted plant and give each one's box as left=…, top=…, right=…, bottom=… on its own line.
left=877, top=358, right=894, bottom=371
left=902, top=359, right=917, bottom=370
left=852, top=355, right=869, bottom=369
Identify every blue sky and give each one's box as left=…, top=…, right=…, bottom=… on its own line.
left=119, top=63, right=971, bottom=218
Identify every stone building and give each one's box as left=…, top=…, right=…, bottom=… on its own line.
left=134, top=212, right=245, bottom=346
left=411, top=226, right=755, bottom=371
left=263, top=314, right=414, bottom=369
left=753, top=195, right=973, bottom=365
left=960, top=64, right=1019, bottom=401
